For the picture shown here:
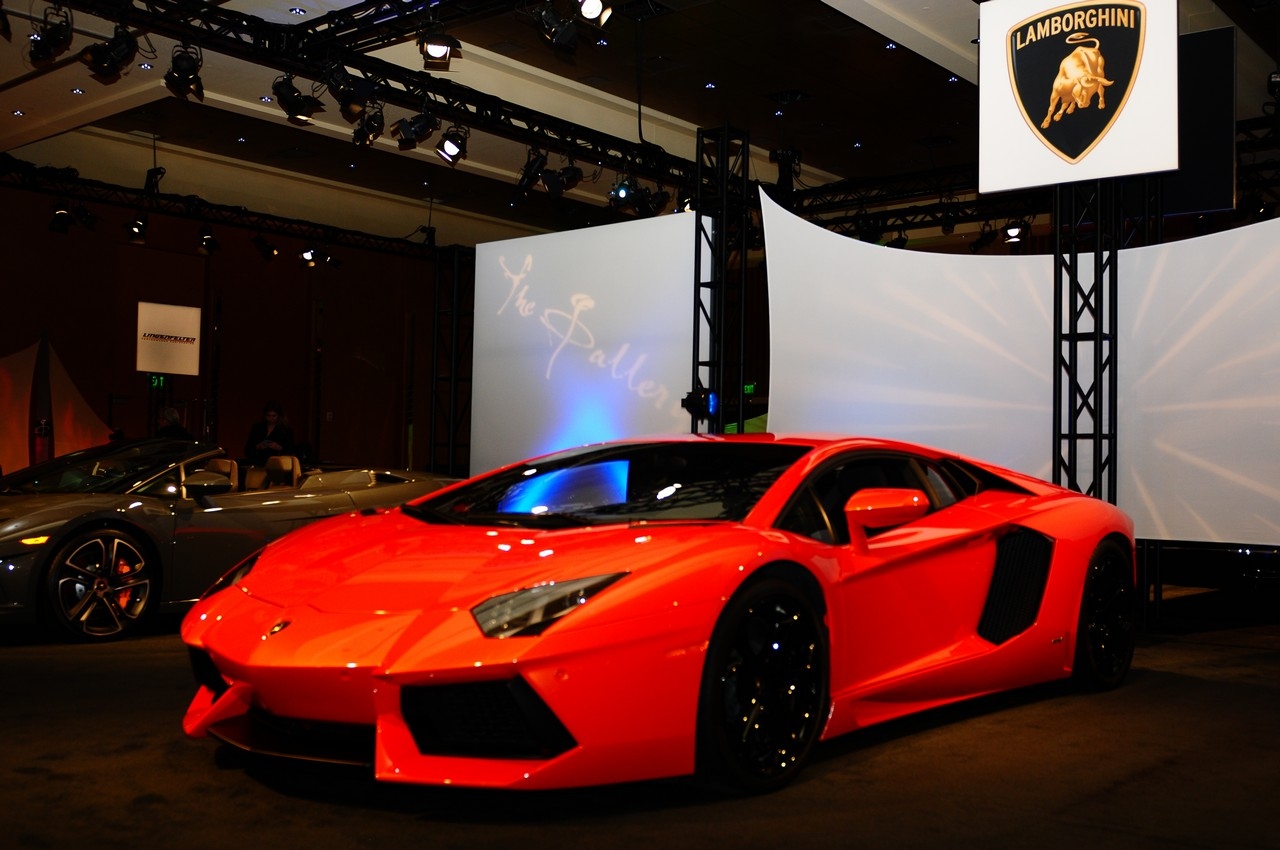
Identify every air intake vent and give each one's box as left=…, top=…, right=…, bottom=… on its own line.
left=401, top=677, right=577, bottom=759
left=977, top=528, right=1054, bottom=644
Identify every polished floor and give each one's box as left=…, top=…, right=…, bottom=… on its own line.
left=2, top=587, right=1278, bottom=850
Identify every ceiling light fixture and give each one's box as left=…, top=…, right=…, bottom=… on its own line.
left=126, top=213, right=148, bottom=245
left=417, top=20, right=462, bottom=71
left=541, top=162, right=583, bottom=199
left=252, top=233, right=279, bottom=260
left=164, top=44, right=203, bottom=99
left=579, top=0, right=612, bottom=26
left=352, top=106, right=384, bottom=145
left=536, top=2, right=578, bottom=48
left=390, top=110, right=439, bottom=150
left=49, top=203, right=74, bottom=234
left=510, top=149, right=548, bottom=207
left=609, top=174, right=637, bottom=207
left=28, top=5, right=73, bottom=65
left=435, top=125, right=469, bottom=164
left=197, top=223, right=219, bottom=255
left=299, top=246, right=339, bottom=268
left=271, top=74, right=323, bottom=123
left=80, top=24, right=137, bottom=82
left=324, top=65, right=377, bottom=121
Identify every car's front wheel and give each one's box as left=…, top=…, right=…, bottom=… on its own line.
left=44, top=528, right=154, bottom=641
left=696, top=577, right=829, bottom=794
left=1073, top=539, right=1137, bottom=690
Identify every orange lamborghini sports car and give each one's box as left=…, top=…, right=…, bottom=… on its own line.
left=181, top=434, right=1137, bottom=793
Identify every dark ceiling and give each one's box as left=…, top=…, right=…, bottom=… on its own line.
left=77, top=0, right=984, bottom=233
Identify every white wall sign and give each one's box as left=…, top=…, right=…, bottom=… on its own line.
left=136, top=301, right=201, bottom=376
left=979, top=0, right=1177, bottom=192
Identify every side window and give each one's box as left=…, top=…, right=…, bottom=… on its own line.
left=777, top=453, right=940, bottom=545
left=921, top=462, right=960, bottom=508
left=775, top=485, right=836, bottom=543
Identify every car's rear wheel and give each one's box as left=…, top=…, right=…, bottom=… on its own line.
left=44, top=528, right=154, bottom=641
left=696, top=577, right=829, bottom=794
left=1073, top=539, right=1136, bottom=690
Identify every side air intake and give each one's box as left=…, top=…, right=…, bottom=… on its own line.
left=977, top=527, right=1054, bottom=644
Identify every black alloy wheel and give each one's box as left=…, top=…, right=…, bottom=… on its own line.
left=697, top=577, right=829, bottom=794
left=45, top=528, right=153, bottom=640
left=1073, top=539, right=1137, bottom=690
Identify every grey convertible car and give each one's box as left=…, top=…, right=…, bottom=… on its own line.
left=0, top=438, right=452, bottom=640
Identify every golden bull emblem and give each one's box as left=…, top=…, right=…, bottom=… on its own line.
left=1007, top=2, right=1145, bottom=164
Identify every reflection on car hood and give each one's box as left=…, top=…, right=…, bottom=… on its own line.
left=239, top=508, right=729, bottom=615
left=0, top=493, right=129, bottom=539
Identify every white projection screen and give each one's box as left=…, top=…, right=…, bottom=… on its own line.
left=472, top=214, right=696, bottom=474
left=760, top=190, right=1055, bottom=480
left=762, top=190, right=1280, bottom=547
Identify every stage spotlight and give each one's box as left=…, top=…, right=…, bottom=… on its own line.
left=272, top=74, right=324, bottom=124
left=886, top=230, right=908, bottom=249
left=579, top=0, right=612, bottom=26
left=390, top=111, right=439, bottom=150
left=541, top=163, right=583, bottom=199
left=435, top=125, right=469, bottom=164
left=49, top=203, right=74, bottom=234
left=126, top=213, right=148, bottom=245
left=253, top=234, right=279, bottom=260
left=80, top=24, right=137, bottom=82
left=325, top=65, right=377, bottom=120
left=537, top=2, right=578, bottom=48
left=510, top=149, right=548, bottom=206
left=299, top=246, right=340, bottom=268
left=164, top=44, right=204, bottom=99
left=144, top=166, right=165, bottom=194
left=1003, top=219, right=1025, bottom=243
left=939, top=206, right=957, bottom=235
left=418, top=22, right=462, bottom=71
left=609, top=175, right=637, bottom=207
left=28, top=6, right=72, bottom=65
left=195, top=224, right=219, bottom=255
left=353, top=107, right=384, bottom=145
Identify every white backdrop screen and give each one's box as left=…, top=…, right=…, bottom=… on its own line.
left=762, top=190, right=1280, bottom=547
left=1118, top=221, right=1280, bottom=545
left=472, top=214, right=696, bottom=474
left=760, top=190, right=1055, bottom=480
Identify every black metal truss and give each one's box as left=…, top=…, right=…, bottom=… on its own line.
left=1052, top=180, right=1119, bottom=503
left=51, top=0, right=697, bottom=190
left=690, top=126, right=750, bottom=435
left=0, top=152, right=435, bottom=258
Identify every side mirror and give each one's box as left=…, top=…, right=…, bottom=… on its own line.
left=183, top=470, right=234, bottom=505
left=844, top=487, right=929, bottom=530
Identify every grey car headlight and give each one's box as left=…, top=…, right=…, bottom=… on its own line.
left=472, top=573, right=627, bottom=639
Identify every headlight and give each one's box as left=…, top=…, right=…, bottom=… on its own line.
left=201, top=550, right=262, bottom=599
left=472, top=573, right=626, bottom=638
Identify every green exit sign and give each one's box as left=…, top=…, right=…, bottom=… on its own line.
left=743, top=382, right=757, bottom=394
left=149, top=373, right=167, bottom=389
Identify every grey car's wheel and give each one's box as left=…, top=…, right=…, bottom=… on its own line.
left=1073, top=539, right=1136, bottom=690
left=44, top=528, right=154, bottom=640
left=696, top=578, right=829, bottom=794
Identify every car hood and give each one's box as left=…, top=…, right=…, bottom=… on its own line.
left=239, top=508, right=730, bottom=616
left=0, top=492, right=121, bottom=540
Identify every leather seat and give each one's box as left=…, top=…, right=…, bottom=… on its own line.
left=204, top=457, right=239, bottom=492
left=263, top=454, right=301, bottom=489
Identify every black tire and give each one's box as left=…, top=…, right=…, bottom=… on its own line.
left=1073, top=539, right=1137, bottom=690
left=696, top=577, right=829, bottom=794
left=44, top=528, right=155, bottom=641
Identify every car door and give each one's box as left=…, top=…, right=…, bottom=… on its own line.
left=779, top=451, right=1011, bottom=699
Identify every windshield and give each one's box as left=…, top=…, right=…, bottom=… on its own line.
left=406, top=441, right=811, bottom=528
left=0, top=439, right=211, bottom=495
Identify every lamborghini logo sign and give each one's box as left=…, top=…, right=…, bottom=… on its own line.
left=1007, top=2, right=1145, bottom=163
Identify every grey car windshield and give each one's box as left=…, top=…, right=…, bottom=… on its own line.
left=405, top=441, right=812, bottom=528
left=0, top=439, right=208, bottom=495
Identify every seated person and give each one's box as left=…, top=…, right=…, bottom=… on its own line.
left=244, top=401, right=295, bottom=467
